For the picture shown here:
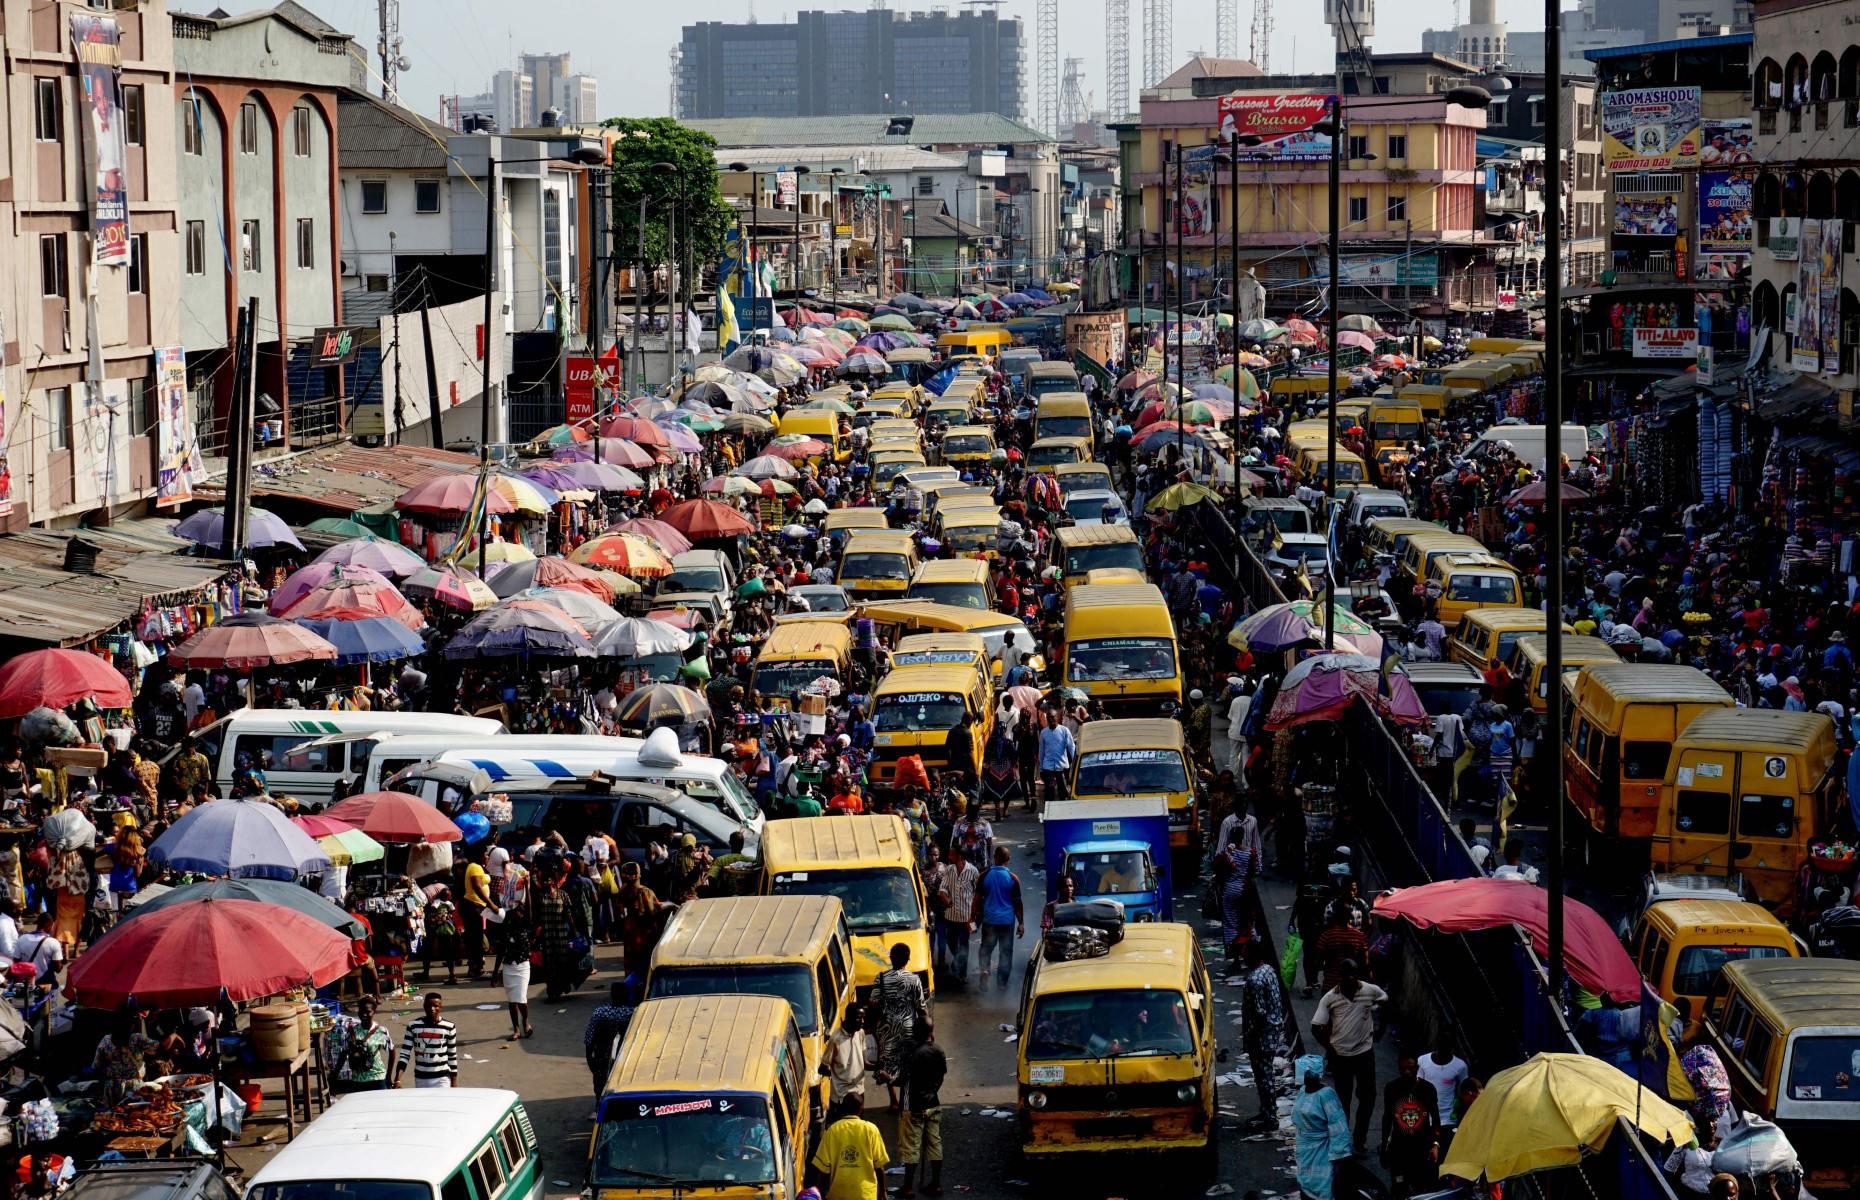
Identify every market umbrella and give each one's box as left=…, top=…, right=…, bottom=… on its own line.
left=444, top=604, right=594, bottom=659
left=1171, top=400, right=1231, bottom=426
left=1228, top=602, right=1378, bottom=652
left=512, top=586, right=622, bottom=628
left=1145, top=482, right=1224, bottom=511
left=1190, top=383, right=1235, bottom=402
left=171, top=506, right=304, bottom=551
left=837, top=351, right=890, bottom=377
left=313, top=537, right=426, bottom=579
left=681, top=380, right=748, bottom=409
left=1507, top=480, right=1592, bottom=506
left=554, top=438, right=655, bottom=468
left=531, top=422, right=592, bottom=446
left=660, top=498, right=757, bottom=540
left=599, top=415, right=671, bottom=447
left=832, top=317, right=870, bottom=334
left=304, top=517, right=373, bottom=539
left=868, top=313, right=914, bottom=332
left=268, top=562, right=395, bottom=616
left=568, top=532, right=674, bottom=577
left=1117, top=369, right=1157, bottom=390
left=1283, top=317, right=1321, bottom=344
left=655, top=422, right=704, bottom=454
left=767, top=438, right=829, bottom=462
left=147, top=798, right=333, bottom=881
left=611, top=517, right=692, bottom=557
left=593, top=616, right=693, bottom=658
left=1438, top=1054, right=1693, bottom=1184
left=293, top=616, right=427, bottom=665
left=168, top=612, right=337, bottom=671
left=65, top=897, right=351, bottom=1008
left=613, top=683, right=712, bottom=729
left=42, top=809, right=96, bottom=851
left=478, top=540, right=537, bottom=565
left=120, top=877, right=365, bottom=938
left=1264, top=653, right=1427, bottom=730
left=720, top=412, right=774, bottom=436
left=486, top=555, right=616, bottom=601
left=0, top=648, right=133, bottom=718
left=397, top=474, right=517, bottom=516
left=519, top=464, right=592, bottom=496
left=1337, top=314, right=1380, bottom=333
left=802, top=396, right=855, bottom=415
left=402, top=564, right=498, bottom=611
left=703, top=475, right=764, bottom=500
left=325, top=790, right=463, bottom=844
left=279, top=574, right=425, bottom=633
left=317, top=827, right=384, bottom=867
left=550, top=459, right=645, bottom=492
left=290, top=813, right=357, bottom=839
left=1338, top=329, right=1378, bottom=352
left=732, top=455, right=798, bottom=481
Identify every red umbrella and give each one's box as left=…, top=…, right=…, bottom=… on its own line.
left=660, top=498, right=758, bottom=540
left=280, top=577, right=425, bottom=632
left=398, top=474, right=520, bottom=516
left=324, top=790, right=463, bottom=843
left=63, top=896, right=351, bottom=1008
left=0, top=648, right=133, bottom=719
left=291, top=813, right=358, bottom=838
left=1372, top=878, right=1639, bottom=1002
left=1133, top=400, right=1167, bottom=429
left=611, top=517, right=693, bottom=557
left=168, top=613, right=337, bottom=671
left=600, top=415, right=670, bottom=447
left=1506, top=480, right=1592, bottom=506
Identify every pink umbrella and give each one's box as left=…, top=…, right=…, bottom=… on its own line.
left=554, top=438, right=655, bottom=468
left=1264, top=652, right=1426, bottom=730
left=611, top=517, right=692, bottom=557
left=1338, top=330, right=1378, bottom=352
left=654, top=422, right=703, bottom=454
left=398, top=474, right=520, bottom=515
left=313, top=537, right=426, bottom=578
left=268, top=563, right=394, bottom=616
left=767, top=438, right=830, bottom=462
left=279, top=575, right=426, bottom=632
left=600, top=416, right=670, bottom=447
left=291, top=813, right=359, bottom=839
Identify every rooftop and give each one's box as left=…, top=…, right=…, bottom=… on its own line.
left=0, top=523, right=230, bottom=649
left=1151, top=55, right=1263, bottom=89
left=336, top=91, right=452, bottom=171
left=196, top=442, right=479, bottom=515
left=1583, top=31, right=1752, bottom=59
left=909, top=208, right=988, bottom=239
left=688, top=112, right=1055, bottom=149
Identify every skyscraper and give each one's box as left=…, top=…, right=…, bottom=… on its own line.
left=677, top=7, right=1024, bottom=120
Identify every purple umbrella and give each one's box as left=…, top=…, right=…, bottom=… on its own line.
left=172, top=506, right=304, bottom=551
left=854, top=332, right=912, bottom=353
left=313, top=537, right=425, bottom=579
left=654, top=421, right=703, bottom=454
left=444, top=604, right=594, bottom=659
left=550, top=459, right=645, bottom=492
left=519, top=465, right=588, bottom=494
left=1264, top=653, right=1427, bottom=730
left=267, top=562, right=394, bottom=616
left=146, top=798, right=332, bottom=880
left=294, top=615, right=428, bottom=665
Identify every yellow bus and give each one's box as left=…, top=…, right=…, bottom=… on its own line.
left=1061, top=583, right=1182, bottom=716
left=1028, top=436, right=1093, bottom=473
left=867, top=663, right=993, bottom=787
left=1034, top=392, right=1094, bottom=441
left=1051, top=524, right=1144, bottom=587
left=1072, top=718, right=1198, bottom=855
left=1564, top=664, right=1732, bottom=844
left=754, top=622, right=854, bottom=709
left=1507, top=633, right=1619, bottom=716
left=837, top=529, right=918, bottom=600
left=906, top=559, right=996, bottom=611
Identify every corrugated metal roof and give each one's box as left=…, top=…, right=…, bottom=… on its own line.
left=197, top=442, right=479, bottom=515
left=688, top=112, right=1054, bottom=148
left=336, top=92, right=451, bottom=171
left=0, top=527, right=230, bottom=648
left=1584, top=31, right=1750, bottom=60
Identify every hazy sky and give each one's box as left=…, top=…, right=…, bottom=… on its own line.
left=306, top=0, right=1561, bottom=124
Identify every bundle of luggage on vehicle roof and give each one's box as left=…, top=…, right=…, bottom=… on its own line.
left=1041, top=900, right=1126, bottom=962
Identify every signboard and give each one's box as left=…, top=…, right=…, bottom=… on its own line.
left=1819, top=218, right=1842, bottom=375
left=1771, top=218, right=1801, bottom=261
left=1631, top=328, right=1698, bottom=359
left=1698, top=171, right=1754, bottom=254
left=1614, top=194, right=1679, bottom=237
left=775, top=171, right=797, bottom=206
left=565, top=355, right=597, bottom=423
left=69, top=13, right=129, bottom=266
left=154, top=345, right=201, bottom=509
left=1215, top=93, right=1333, bottom=163
left=1701, top=116, right=1755, bottom=166
left=1794, top=218, right=1823, bottom=373
left=1601, top=87, right=1701, bottom=170
left=312, top=327, right=360, bottom=366
left=1697, top=341, right=1715, bottom=385
left=1065, top=312, right=1128, bottom=368
left=1340, top=253, right=1438, bottom=288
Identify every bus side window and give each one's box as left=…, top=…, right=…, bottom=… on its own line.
left=497, top=1116, right=526, bottom=1173
left=442, top=1172, right=473, bottom=1200
left=470, top=1144, right=505, bottom=1200
left=773, top=1086, right=794, bottom=1155
left=1741, top=1019, right=1775, bottom=1077
left=816, top=958, right=839, bottom=1028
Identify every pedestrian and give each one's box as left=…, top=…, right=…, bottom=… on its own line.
left=1037, top=709, right=1075, bottom=808
left=1314, top=907, right=1368, bottom=995
left=496, top=888, right=535, bottom=1041
left=949, top=799, right=993, bottom=867
left=1380, top=1055, right=1441, bottom=1198
left=873, top=943, right=928, bottom=1111
left=1292, top=1054, right=1354, bottom=1200
left=896, top=1016, right=947, bottom=1198
left=824, top=1001, right=870, bottom=1107
left=393, top=992, right=460, bottom=1089
left=1416, top=1036, right=1469, bottom=1153
left=613, top=861, right=663, bottom=976
left=1310, top=958, right=1387, bottom=1152
left=975, top=845, right=1024, bottom=993
left=534, top=865, right=589, bottom=1000
left=938, top=843, right=978, bottom=985
left=1214, top=820, right=1259, bottom=967
left=460, top=843, right=492, bottom=980
left=1238, top=936, right=1286, bottom=1131
left=582, top=979, right=638, bottom=1102
left=328, top=995, right=393, bottom=1093
left=807, top=1093, right=890, bottom=1200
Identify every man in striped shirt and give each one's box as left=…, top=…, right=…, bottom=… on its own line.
left=392, top=992, right=458, bottom=1089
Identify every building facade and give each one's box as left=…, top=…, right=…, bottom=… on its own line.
left=677, top=8, right=1024, bottom=121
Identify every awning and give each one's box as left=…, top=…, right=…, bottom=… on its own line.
left=1758, top=374, right=1836, bottom=422
left=0, top=526, right=230, bottom=649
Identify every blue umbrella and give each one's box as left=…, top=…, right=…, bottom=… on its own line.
left=146, top=798, right=331, bottom=881
left=293, top=616, right=426, bottom=664
left=1000, top=291, right=1036, bottom=307
left=172, top=506, right=304, bottom=551
left=444, top=604, right=595, bottom=659
left=120, top=877, right=364, bottom=937
left=1024, top=287, right=1053, bottom=302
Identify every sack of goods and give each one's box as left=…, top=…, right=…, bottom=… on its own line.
left=1049, top=900, right=1126, bottom=942
left=1041, top=901, right=1126, bottom=963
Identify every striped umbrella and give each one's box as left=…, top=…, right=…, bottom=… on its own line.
left=613, top=683, right=712, bottom=729
left=279, top=573, right=425, bottom=632
left=402, top=564, right=498, bottom=612
left=478, top=540, right=537, bottom=565
left=485, top=556, right=617, bottom=602
left=611, top=517, right=692, bottom=557
left=268, top=562, right=394, bottom=616
left=568, top=532, right=674, bottom=577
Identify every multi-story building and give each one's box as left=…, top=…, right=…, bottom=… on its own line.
left=677, top=8, right=1024, bottom=121
left=446, top=54, right=595, bottom=133
left=1481, top=72, right=1608, bottom=290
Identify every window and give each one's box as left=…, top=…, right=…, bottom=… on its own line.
left=415, top=179, right=442, bottom=214
left=1386, top=134, right=1407, bottom=160
left=496, top=1118, right=526, bottom=1173
left=127, top=233, right=148, bottom=294
left=238, top=102, right=259, bottom=155
left=1621, top=741, right=1671, bottom=781
left=1529, top=99, right=1544, bottom=125
left=1740, top=1018, right=1775, bottom=1076
left=122, top=84, right=144, bottom=146
left=1347, top=134, right=1369, bottom=160
left=468, top=1145, right=505, bottom=1200
left=1490, top=98, right=1508, bottom=125
left=33, top=78, right=60, bottom=142
left=440, top=1176, right=470, bottom=1200
left=296, top=218, right=315, bottom=270
left=916, top=174, right=935, bottom=196
left=360, top=180, right=388, bottom=214
left=1387, top=195, right=1407, bottom=221
left=48, top=388, right=71, bottom=452
left=39, top=235, right=68, bottom=298
left=240, top=219, right=261, bottom=272
left=182, top=96, right=202, bottom=155
left=1347, top=196, right=1368, bottom=223
left=185, top=221, right=206, bottom=275
left=364, top=274, right=390, bottom=293
left=292, top=106, right=312, bottom=157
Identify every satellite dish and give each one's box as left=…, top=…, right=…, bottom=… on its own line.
left=395, top=55, right=412, bottom=71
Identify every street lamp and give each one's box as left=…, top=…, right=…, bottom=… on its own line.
left=829, top=167, right=846, bottom=309
left=1312, top=85, right=1489, bottom=647
left=1212, top=133, right=1263, bottom=476
left=791, top=165, right=812, bottom=298
left=649, top=161, right=682, bottom=388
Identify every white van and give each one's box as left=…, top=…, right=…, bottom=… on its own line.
left=247, top=1088, right=542, bottom=1200
left=181, top=710, right=504, bottom=805
left=345, top=733, right=636, bottom=796
left=392, top=728, right=765, bottom=840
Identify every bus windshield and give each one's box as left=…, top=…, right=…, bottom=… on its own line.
left=754, top=662, right=842, bottom=700
left=1074, top=749, right=1189, bottom=795
left=1069, top=638, right=1177, bottom=682
left=1063, top=542, right=1144, bottom=576
left=592, top=1096, right=775, bottom=1187
left=874, top=693, right=966, bottom=731
left=646, top=964, right=819, bottom=1034
left=1025, top=989, right=1193, bottom=1061
left=769, top=866, right=919, bottom=932
left=840, top=553, right=911, bottom=581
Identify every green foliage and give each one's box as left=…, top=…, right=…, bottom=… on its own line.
left=600, top=117, right=733, bottom=275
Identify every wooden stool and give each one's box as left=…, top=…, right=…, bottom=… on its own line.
left=373, top=953, right=406, bottom=992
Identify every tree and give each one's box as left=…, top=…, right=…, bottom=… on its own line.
left=601, top=117, right=732, bottom=302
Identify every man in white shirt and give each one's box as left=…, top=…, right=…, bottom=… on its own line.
left=182, top=678, right=207, bottom=725
left=486, top=842, right=511, bottom=904
left=1309, top=960, right=1387, bottom=1151
left=1224, top=678, right=1252, bottom=784
left=13, top=929, right=63, bottom=983
left=1415, top=1038, right=1469, bottom=1147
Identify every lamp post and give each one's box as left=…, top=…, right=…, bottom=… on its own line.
left=829, top=167, right=846, bottom=309
left=791, top=165, right=812, bottom=299
left=1173, top=142, right=1186, bottom=468
left=1538, top=14, right=1568, bottom=1001
left=1213, top=133, right=1262, bottom=477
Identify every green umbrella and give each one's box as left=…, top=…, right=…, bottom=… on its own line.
left=870, top=314, right=914, bottom=332
left=317, top=827, right=384, bottom=866
left=306, top=517, right=374, bottom=539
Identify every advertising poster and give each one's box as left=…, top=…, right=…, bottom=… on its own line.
left=154, top=346, right=200, bottom=508
left=1819, top=218, right=1842, bottom=375
left=68, top=13, right=129, bottom=267
left=1771, top=218, right=1800, bottom=261
left=1700, top=117, right=1755, bottom=166
left=1601, top=87, right=1702, bottom=170
left=564, top=356, right=597, bottom=423
left=1793, top=218, right=1823, bottom=374
left=1065, top=312, right=1128, bottom=368
left=1215, top=93, right=1333, bottom=163
left=1631, top=328, right=1698, bottom=359
left=1697, top=171, right=1753, bottom=254
left=1340, top=254, right=1439, bottom=287
left=1614, top=194, right=1680, bottom=237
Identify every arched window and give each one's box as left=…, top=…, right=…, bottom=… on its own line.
left=1808, top=172, right=1835, bottom=219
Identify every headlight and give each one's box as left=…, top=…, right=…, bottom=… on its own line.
left=1175, top=1083, right=1198, bottom=1103
left=1027, top=1090, right=1048, bottom=1110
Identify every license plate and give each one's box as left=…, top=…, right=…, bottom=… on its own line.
left=1028, top=1065, right=1064, bottom=1085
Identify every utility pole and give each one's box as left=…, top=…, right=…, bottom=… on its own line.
left=633, top=195, right=646, bottom=390
left=421, top=297, right=444, bottom=450
left=220, top=298, right=260, bottom=561
left=665, top=196, right=679, bottom=386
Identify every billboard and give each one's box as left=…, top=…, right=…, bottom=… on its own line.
left=1793, top=218, right=1822, bottom=373
left=1065, top=312, right=1128, bottom=368
left=1819, top=218, right=1842, bottom=375
left=1340, top=253, right=1438, bottom=288
left=1601, top=87, right=1701, bottom=170
left=1700, top=117, right=1755, bottom=166
left=69, top=13, right=129, bottom=266
left=1613, top=194, right=1680, bottom=237
left=1697, top=171, right=1754, bottom=254
left=1770, top=218, right=1801, bottom=261
left=1215, top=93, right=1333, bottom=163
left=154, top=346, right=201, bottom=509
left=1631, top=328, right=1698, bottom=359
